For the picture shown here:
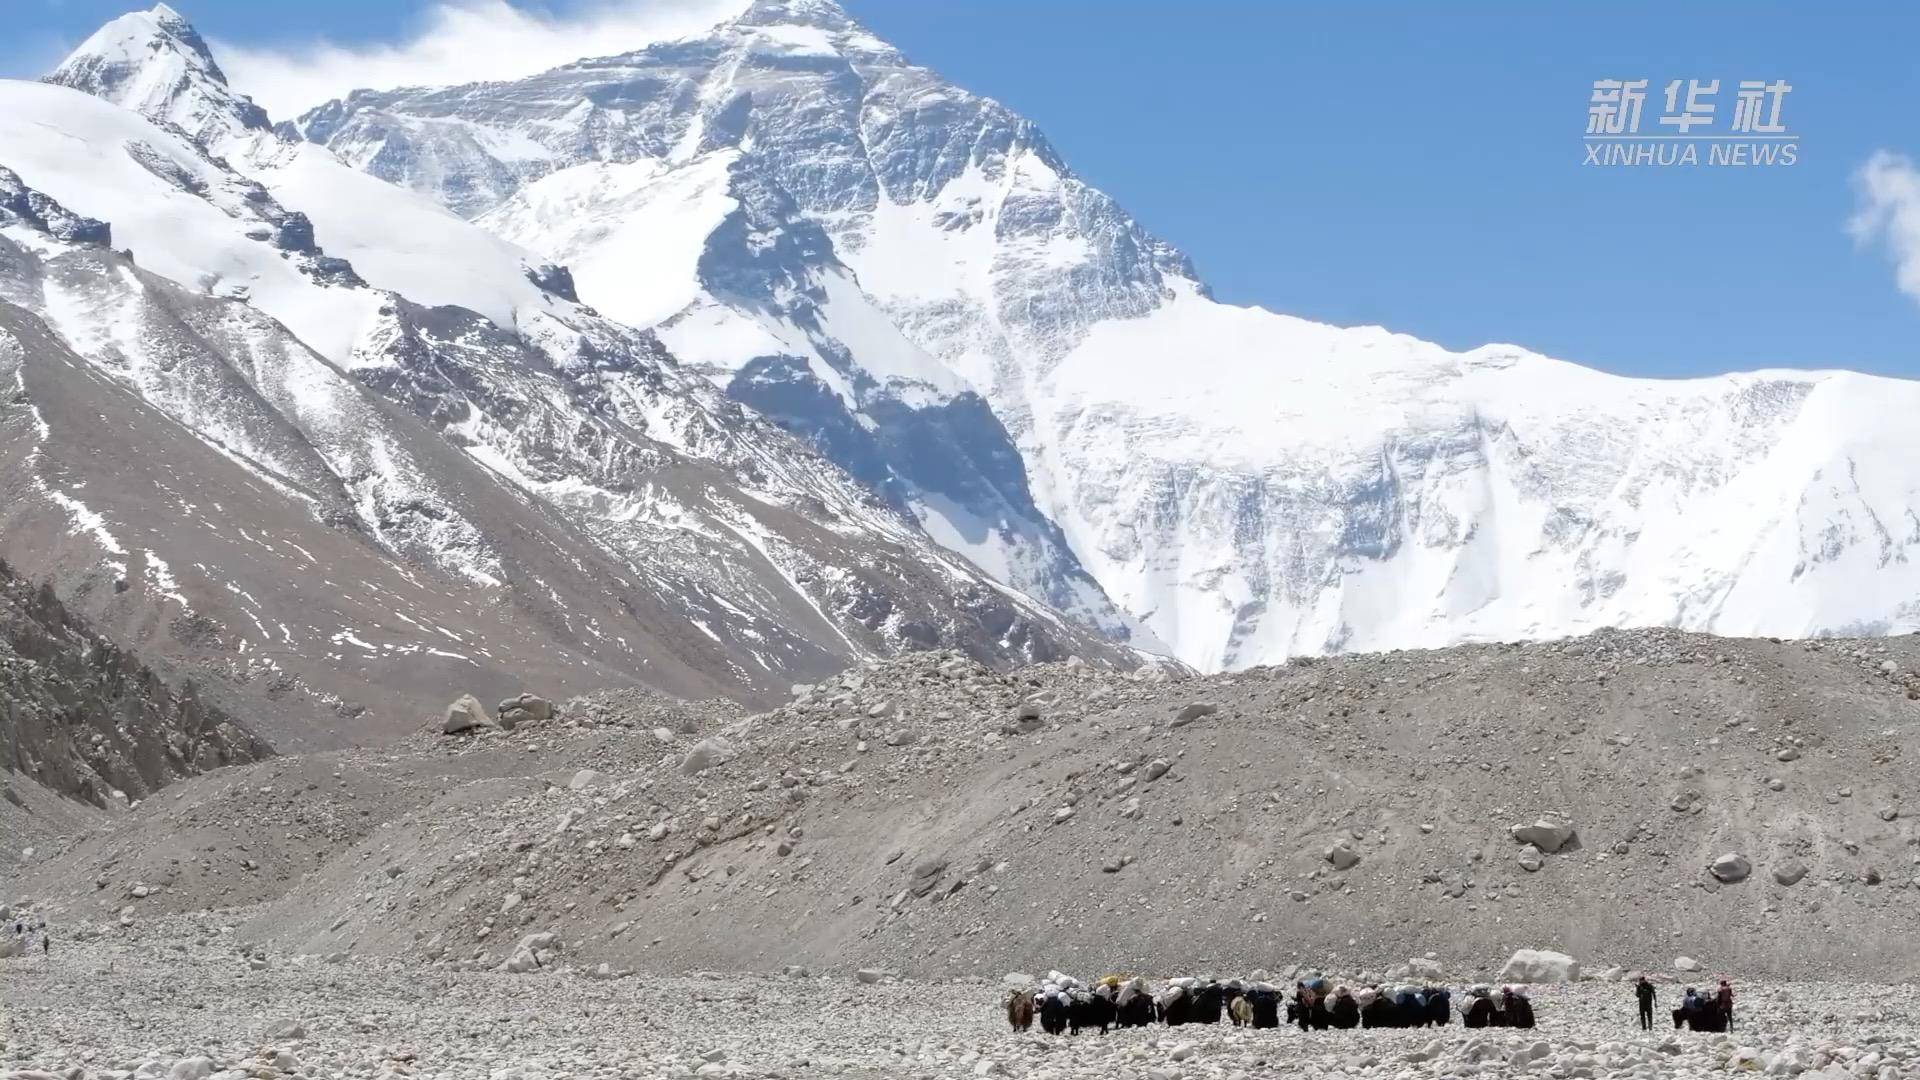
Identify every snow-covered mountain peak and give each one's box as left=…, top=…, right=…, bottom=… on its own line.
left=717, top=0, right=894, bottom=57
left=46, top=3, right=269, bottom=145
left=729, top=0, right=852, bottom=31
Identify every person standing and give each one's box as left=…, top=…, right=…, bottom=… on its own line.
left=1716, top=979, right=1734, bottom=1030
left=1634, top=975, right=1657, bottom=1030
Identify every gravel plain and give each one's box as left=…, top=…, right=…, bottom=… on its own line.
left=3, top=916, right=1918, bottom=1080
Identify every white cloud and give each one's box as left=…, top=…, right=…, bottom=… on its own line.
left=215, top=0, right=748, bottom=121
left=1850, top=149, right=1920, bottom=307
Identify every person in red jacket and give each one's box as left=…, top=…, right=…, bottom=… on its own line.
left=1716, top=979, right=1735, bottom=1029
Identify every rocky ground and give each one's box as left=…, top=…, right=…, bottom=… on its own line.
left=3, top=917, right=1918, bottom=1080
left=4, top=628, right=1918, bottom=982
left=3, top=626, right=1919, bottom=1073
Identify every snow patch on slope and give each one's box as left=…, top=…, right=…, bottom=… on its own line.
left=241, top=138, right=551, bottom=329
left=479, top=154, right=738, bottom=329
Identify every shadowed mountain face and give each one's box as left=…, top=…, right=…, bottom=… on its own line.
left=289, top=0, right=1920, bottom=671
left=2, top=15, right=1137, bottom=750
left=0, top=555, right=270, bottom=809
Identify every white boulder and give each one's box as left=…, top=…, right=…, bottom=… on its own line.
left=680, top=737, right=737, bottom=776
left=1496, top=949, right=1580, bottom=984
left=442, top=694, right=496, bottom=734
left=1509, top=818, right=1577, bottom=854
left=1710, top=852, right=1752, bottom=883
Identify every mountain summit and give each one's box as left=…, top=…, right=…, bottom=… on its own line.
left=46, top=3, right=270, bottom=144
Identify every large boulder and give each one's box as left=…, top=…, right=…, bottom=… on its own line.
left=1509, top=818, right=1577, bottom=854
left=1496, top=949, right=1580, bottom=984
left=1325, top=842, right=1361, bottom=870
left=1674, top=955, right=1703, bottom=972
left=501, top=932, right=560, bottom=974
left=442, top=694, right=496, bottom=734
left=167, top=1059, right=215, bottom=1080
left=1771, top=860, right=1809, bottom=886
left=0, top=935, right=25, bottom=959
left=1171, top=702, right=1218, bottom=727
left=680, top=736, right=737, bottom=776
left=496, top=693, right=553, bottom=730
left=906, top=857, right=948, bottom=898
left=1710, top=852, right=1752, bottom=883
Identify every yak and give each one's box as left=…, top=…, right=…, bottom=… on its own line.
left=1114, top=980, right=1155, bottom=1028
left=1327, top=989, right=1361, bottom=1029
left=1068, top=990, right=1115, bottom=1035
left=1503, top=990, right=1536, bottom=1029
left=1360, top=987, right=1442, bottom=1029
left=1248, top=987, right=1282, bottom=1029
left=1006, top=989, right=1035, bottom=1032
left=1286, top=994, right=1331, bottom=1030
left=1039, top=992, right=1070, bottom=1035
left=1360, top=993, right=1399, bottom=1029
left=1462, top=994, right=1500, bottom=1028
left=1161, top=981, right=1224, bottom=1026
left=1672, top=992, right=1727, bottom=1032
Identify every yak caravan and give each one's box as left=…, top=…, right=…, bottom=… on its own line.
left=1004, top=967, right=1738, bottom=1038
left=4, top=1, right=1920, bottom=1079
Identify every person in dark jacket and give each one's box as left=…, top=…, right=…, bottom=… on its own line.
left=1635, top=976, right=1657, bottom=1030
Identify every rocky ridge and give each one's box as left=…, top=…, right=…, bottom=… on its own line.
left=0, top=556, right=268, bottom=817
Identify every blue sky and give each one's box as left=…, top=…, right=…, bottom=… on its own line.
left=6, top=1, right=1920, bottom=381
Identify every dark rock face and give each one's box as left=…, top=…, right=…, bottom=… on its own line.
left=0, top=557, right=271, bottom=808
left=272, top=212, right=316, bottom=254
left=524, top=263, right=579, bottom=303
left=0, top=167, right=112, bottom=247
